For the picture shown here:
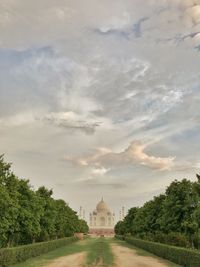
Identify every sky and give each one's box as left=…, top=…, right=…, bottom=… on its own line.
left=0, top=0, right=200, bottom=220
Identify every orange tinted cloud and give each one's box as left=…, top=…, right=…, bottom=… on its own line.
left=65, top=141, right=175, bottom=171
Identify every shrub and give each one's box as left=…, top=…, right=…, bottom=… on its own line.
left=165, top=232, right=189, bottom=248
left=0, top=236, right=78, bottom=267
left=151, top=232, right=167, bottom=244
left=114, top=235, right=124, bottom=240
left=116, top=236, right=200, bottom=267
left=142, top=231, right=190, bottom=248
left=193, top=233, right=200, bottom=249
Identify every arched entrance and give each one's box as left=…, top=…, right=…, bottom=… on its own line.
left=100, top=217, right=105, bottom=226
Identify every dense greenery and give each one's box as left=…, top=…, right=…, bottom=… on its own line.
left=0, top=237, right=78, bottom=267
left=116, top=236, right=200, bottom=267
left=115, top=175, right=200, bottom=248
left=0, top=155, right=88, bottom=248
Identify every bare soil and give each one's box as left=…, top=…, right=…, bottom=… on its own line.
left=44, top=252, right=85, bottom=267
left=43, top=240, right=175, bottom=267
left=112, top=243, right=171, bottom=267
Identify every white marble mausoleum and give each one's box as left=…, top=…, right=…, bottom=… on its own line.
left=89, top=198, right=115, bottom=236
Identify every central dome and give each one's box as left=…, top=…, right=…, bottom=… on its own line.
left=96, top=198, right=110, bottom=212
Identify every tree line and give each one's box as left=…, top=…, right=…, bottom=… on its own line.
left=115, top=175, right=200, bottom=249
left=0, top=155, right=88, bottom=248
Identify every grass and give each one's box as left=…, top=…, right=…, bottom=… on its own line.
left=113, top=238, right=182, bottom=267
left=11, top=238, right=115, bottom=267
left=10, top=237, right=181, bottom=267
left=85, top=237, right=114, bottom=267
left=10, top=238, right=91, bottom=267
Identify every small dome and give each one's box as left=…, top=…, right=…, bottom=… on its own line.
left=96, top=198, right=110, bottom=212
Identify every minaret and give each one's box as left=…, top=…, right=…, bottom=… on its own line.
left=83, top=209, right=85, bottom=220
left=119, top=207, right=125, bottom=221
left=122, top=206, right=125, bottom=220
left=79, top=206, right=83, bottom=219
left=119, top=210, right=122, bottom=221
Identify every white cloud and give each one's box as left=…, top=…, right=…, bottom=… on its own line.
left=0, top=0, right=200, bottom=213
left=98, top=12, right=131, bottom=33
left=125, top=141, right=175, bottom=171
left=0, top=0, right=199, bottom=50
left=186, top=4, right=200, bottom=24
left=65, top=141, right=175, bottom=171
left=42, top=111, right=101, bottom=134
left=64, top=147, right=112, bottom=167
left=92, top=167, right=110, bottom=175
left=0, top=112, right=36, bottom=128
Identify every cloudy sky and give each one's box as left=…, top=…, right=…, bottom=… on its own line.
left=0, top=0, right=200, bottom=219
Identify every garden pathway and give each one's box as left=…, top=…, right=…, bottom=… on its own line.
left=112, top=243, right=175, bottom=267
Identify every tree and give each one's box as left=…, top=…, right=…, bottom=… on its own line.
left=16, top=180, right=43, bottom=244
left=0, top=156, right=89, bottom=247
left=115, top=175, right=200, bottom=248
left=0, top=155, right=19, bottom=247
left=196, top=173, right=200, bottom=183
left=77, top=219, right=89, bottom=234
left=0, top=185, right=13, bottom=247
left=124, top=207, right=139, bottom=234
left=36, top=187, right=57, bottom=241
left=160, top=179, right=198, bottom=235
left=114, top=221, right=126, bottom=235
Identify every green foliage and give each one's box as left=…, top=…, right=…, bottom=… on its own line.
left=0, top=237, right=78, bottom=267
left=115, top=175, right=200, bottom=249
left=160, top=179, right=198, bottom=236
left=0, top=155, right=89, bottom=248
left=124, top=207, right=139, bottom=234
left=114, top=235, right=125, bottom=240
left=121, top=236, right=200, bottom=267
left=114, top=221, right=126, bottom=236
left=77, top=219, right=89, bottom=234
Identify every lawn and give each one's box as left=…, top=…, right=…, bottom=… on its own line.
left=10, top=237, right=180, bottom=267
left=10, top=238, right=91, bottom=267
left=11, top=237, right=115, bottom=267
left=85, top=237, right=114, bottom=267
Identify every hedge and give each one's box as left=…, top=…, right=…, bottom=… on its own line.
left=0, top=236, right=78, bottom=267
left=116, top=235, right=200, bottom=267
left=115, top=235, right=124, bottom=240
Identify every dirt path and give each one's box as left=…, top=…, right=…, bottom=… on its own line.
left=42, top=238, right=175, bottom=267
left=112, top=243, right=172, bottom=267
left=44, top=252, right=85, bottom=267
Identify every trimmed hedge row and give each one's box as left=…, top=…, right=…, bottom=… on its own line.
left=115, top=235, right=124, bottom=240
left=0, top=236, right=78, bottom=267
left=116, top=235, right=200, bottom=267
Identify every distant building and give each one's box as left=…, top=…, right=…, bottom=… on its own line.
left=79, top=206, right=86, bottom=220
left=119, top=206, right=126, bottom=221
left=89, top=198, right=115, bottom=236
